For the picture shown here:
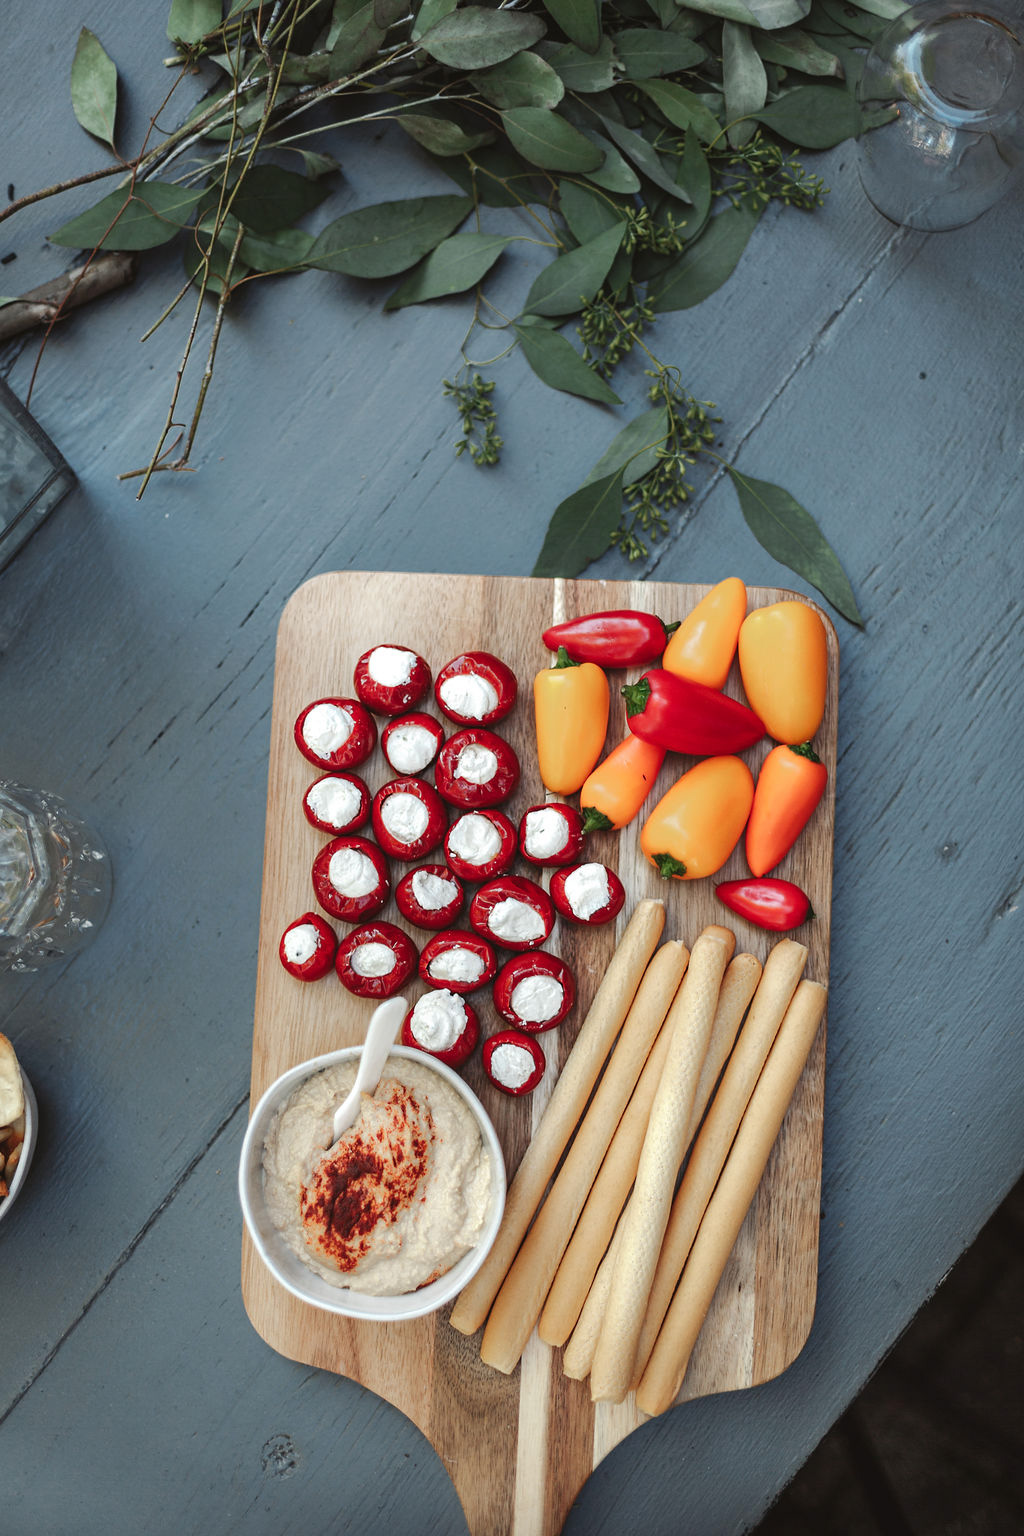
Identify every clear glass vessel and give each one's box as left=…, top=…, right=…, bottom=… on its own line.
left=0, top=781, right=112, bottom=973
left=0, top=380, right=76, bottom=572
left=856, top=0, right=1024, bottom=230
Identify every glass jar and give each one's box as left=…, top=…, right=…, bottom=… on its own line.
left=856, top=0, right=1024, bottom=230
left=0, top=781, right=112, bottom=973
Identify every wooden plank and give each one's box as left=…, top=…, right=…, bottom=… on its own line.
left=241, top=569, right=837, bottom=1535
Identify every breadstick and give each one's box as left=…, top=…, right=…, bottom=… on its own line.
left=538, top=1014, right=674, bottom=1348
left=635, top=979, right=827, bottom=1417
left=562, top=1215, right=625, bottom=1379
left=589, top=925, right=735, bottom=1403
left=629, top=937, right=808, bottom=1387
left=541, top=951, right=761, bottom=1348
left=480, top=940, right=689, bottom=1373
left=449, top=898, right=665, bottom=1336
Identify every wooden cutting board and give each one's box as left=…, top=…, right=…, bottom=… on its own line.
left=241, top=570, right=838, bottom=1536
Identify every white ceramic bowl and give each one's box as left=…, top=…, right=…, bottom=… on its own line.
left=0, top=1068, right=38, bottom=1227
left=239, top=1045, right=506, bottom=1321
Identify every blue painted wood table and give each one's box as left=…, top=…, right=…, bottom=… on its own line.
left=2, top=4, right=1022, bottom=1532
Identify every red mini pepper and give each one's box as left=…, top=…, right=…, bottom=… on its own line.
left=715, top=877, right=814, bottom=932
left=434, top=727, right=520, bottom=809
left=401, top=990, right=479, bottom=1067
left=541, top=610, right=678, bottom=668
left=371, top=776, right=447, bottom=862
left=335, top=920, right=419, bottom=998
left=435, top=651, right=518, bottom=726
left=279, top=912, right=337, bottom=982
left=468, top=875, right=555, bottom=952
left=482, top=1028, right=547, bottom=1096
left=492, top=951, right=575, bottom=1033
left=394, top=864, right=465, bottom=931
left=353, top=644, right=431, bottom=717
left=623, top=669, right=765, bottom=756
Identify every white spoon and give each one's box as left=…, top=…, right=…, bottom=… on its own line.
left=326, top=995, right=407, bottom=1147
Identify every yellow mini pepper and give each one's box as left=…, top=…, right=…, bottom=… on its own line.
left=533, top=647, right=610, bottom=796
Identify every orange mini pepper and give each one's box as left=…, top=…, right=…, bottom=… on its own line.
left=745, top=742, right=828, bottom=876
left=579, top=733, right=666, bottom=833
left=533, top=647, right=610, bottom=796
left=662, top=576, right=747, bottom=690
left=640, top=755, right=754, bottom=880
left=737, top=601, right=828, bottom=744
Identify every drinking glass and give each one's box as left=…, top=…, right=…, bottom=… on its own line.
left=856, top=0, right=1024, bottom=230
left=0, top=781, right=112, bottom=973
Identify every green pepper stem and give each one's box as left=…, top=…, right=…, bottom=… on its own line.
left=620, top=676, right=651, bottom=716
left=580, top=805, right=614, bottom=833
left=790, top=741, right=821, bottom=762
left=652, top=851, right=686, bottom=879
left=554, top=645, right=580, bottom=670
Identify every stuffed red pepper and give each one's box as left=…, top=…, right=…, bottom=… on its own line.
left=468, top=875, right=555, bottom=952
left=312, top=835, right=390, bottom=922
left=549, top=862, right=625, bottom=926
left=335, top=920, right=418, bottom=998
left=434, top=727, right=520, bottom=809
left=294, top=696, right=377, bottom=770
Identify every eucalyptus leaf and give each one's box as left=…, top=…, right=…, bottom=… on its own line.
left=502, top=107, right=604, bottom=171
left=558, top=179, right=632, bottom=244
left=293, top=149, right=342, bottom=179
left=596, top=116, right=693, bottom=203
left=513, top=323, right=622, bottom=403
left=418, top=8, right=547, bottom=69
left=581, top=133, right=643, bottom=192
left=229, top=164, right=331, bottom=233
left=440, top=145, right=547, bottom=207
left=237, top=227, right=316, bottom=271
left=851, top=0, right=909, bottom=17
left=635, top=79, right=722, bottom=143
left=307, top=193, right=472, bottom=277
left=723, top=21, right=767, bottom=146
left=470, top=51, right=565, bottom=109
left=644, top=0, right=681, bottom=26
left=412, top=0, right=458, bottom=40
left=385, top=232, right=511, bottom=308
left=751, top=82, right=861, bottom=146
left=678, top=129, right=712, bottom=224
left=49, top=180, right=204, bottom=251
left=539, top=0, right=602, bottom=53
left=725, top=466, right=863, bottom=624
left=532, top=466, right=627, bottom=577
left=70, top=28, right=118, bottom=149
left=328, top=0, right=367, bottom=46
left=816, top=0, right=887, bottom=39
left=583, top=405, right=670, bottom=487
left=544, top=36, right=616, bottom=91
left=753, top=26, right=842, bottom=76
left=167, top=0, right=222, bottom=44
left=396, top=111, right=495, bottom=156
left=671, top=0, right=811, bottom=29
left=649, top=201, right=761, bottom=310
left=329, top=1, right=385, bottom=71
left=522, top=221, right=627, bottom=316
left=374, top=0, right=408, bottom=27
left=614, top=28, right=705, bottom=79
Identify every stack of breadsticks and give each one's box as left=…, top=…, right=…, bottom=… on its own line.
left=449, top=898, right=827, bottom=1417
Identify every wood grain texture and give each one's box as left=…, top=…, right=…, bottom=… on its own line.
left=240, top=570, right=838, bottom=1535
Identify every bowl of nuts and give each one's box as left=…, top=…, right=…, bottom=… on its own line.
left=0, top=1032, right=37, bottom=1225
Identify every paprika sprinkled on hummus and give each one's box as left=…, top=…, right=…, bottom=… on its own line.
left=262, top=1055, right=493, bottom=1295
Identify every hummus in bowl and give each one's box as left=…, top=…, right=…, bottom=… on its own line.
left=239, top=1045, right=505, bottom=1321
